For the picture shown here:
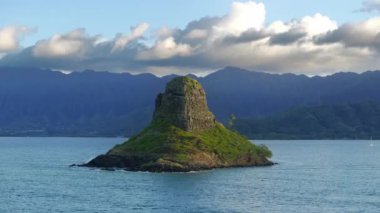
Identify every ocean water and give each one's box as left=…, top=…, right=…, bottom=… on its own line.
left=0, top=138, right=379, bottom=213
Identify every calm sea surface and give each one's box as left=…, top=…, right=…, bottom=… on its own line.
left=0, top=138, right=379, bottom=213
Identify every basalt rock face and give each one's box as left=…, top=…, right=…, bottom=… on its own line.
left=82, top=77, right=273, bottom=172
left=153, top=77, right=216, bottom=132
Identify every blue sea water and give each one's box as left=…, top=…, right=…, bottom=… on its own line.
left=0, top=138, right=379, bottom=213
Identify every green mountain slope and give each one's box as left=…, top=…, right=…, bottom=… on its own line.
left=233, top=102, right=380, bottom=139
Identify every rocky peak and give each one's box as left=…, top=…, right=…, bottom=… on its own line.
left=153, top=77, right=216, bottom=132
left=81, top=76, right=273, bottom=172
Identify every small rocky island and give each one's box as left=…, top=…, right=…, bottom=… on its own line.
left=82, top=76, right=273, bottom=172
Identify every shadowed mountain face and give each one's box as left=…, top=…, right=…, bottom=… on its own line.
left=233, top=102, right=380, bottom=140
left=0, top=67, right=168, bottom=136
left=0, top=66, right=380, bottom=136
left=201, top=67, right=380, bottom=120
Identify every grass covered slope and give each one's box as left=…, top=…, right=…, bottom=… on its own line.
left=87, top=120, right=272, bottom=172
left=83, top=76, right=273, bottom=172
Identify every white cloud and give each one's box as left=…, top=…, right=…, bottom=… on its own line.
left=215, top=1, right=265, bottom=36
left=32, top=28, right=95, bottom=58
left=316, top=17, right=380, bottom=50
left=0, top=26, right=34, bottom=53
left=31, top=23, right=149, bottom=59
left=112, top=23, right=149, bottom=52
left=137, top=37, right=192, bottom=60
left=2, top=1, right=380, bottom=76
left=296, top=13, right=338, bottom=36
left=267, top=21, right=290, bottom=34
left=156, top=26, right=173, bottom=39
left=185, top=29, right=208, bottom=40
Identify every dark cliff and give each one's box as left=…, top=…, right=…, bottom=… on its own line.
left=153, top=77, right=216, bottom=132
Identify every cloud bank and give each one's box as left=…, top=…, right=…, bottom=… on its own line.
left=1, top=1, right=380, bottom=75
left=358, top=0, right=380, bottom=12
left=0, top=26, right=35, bottom=54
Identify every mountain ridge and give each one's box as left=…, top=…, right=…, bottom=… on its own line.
left=233, top=101, right=380, bottom=139
left=1, top=66, right=380, bottom=137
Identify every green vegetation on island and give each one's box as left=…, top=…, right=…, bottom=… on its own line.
left=83, top=77, right=273, bottom=172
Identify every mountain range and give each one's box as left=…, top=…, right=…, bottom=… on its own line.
left=233, top=102, right=380, bottom=139
left=0, top=66, right=379, bottom=137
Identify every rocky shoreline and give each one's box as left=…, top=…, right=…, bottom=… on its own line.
left=78, top=153, right=274, bottom=172
left=79, top=77, right=273, bottom=172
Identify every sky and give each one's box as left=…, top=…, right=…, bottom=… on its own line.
left=1, top=0, right=380, bottom=76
